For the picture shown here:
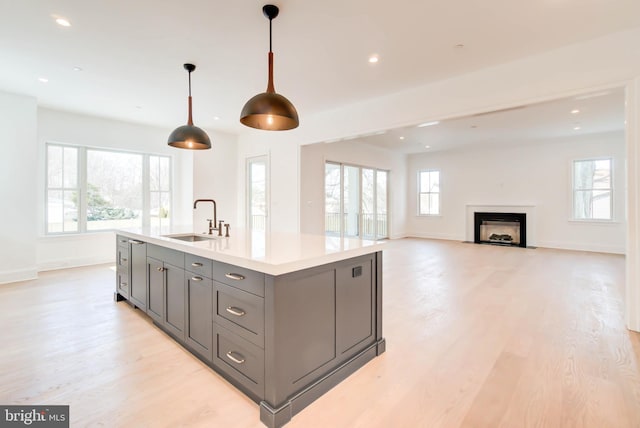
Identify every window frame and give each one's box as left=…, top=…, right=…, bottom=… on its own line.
left=417, top=169, right=441, bottom=216
left=571, top=157, right=613, bottom=222
left=45, top=142, right=173, bottom=235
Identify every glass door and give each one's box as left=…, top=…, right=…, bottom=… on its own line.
left=247, top=156, right=268, bottom=232
left=324, top=162, right=388, bottom=239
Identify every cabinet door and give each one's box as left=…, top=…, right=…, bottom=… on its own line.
left=336, top=257, right=375, bottom=356
left=116, top=246, right=130, bottom=299
left=186, top=274, right=213, bottom=361
left=129, top=241, right=147, bottom=310
left=147, top=257, right=164, bottom=324
left=164, top=263, right=186, bottom=340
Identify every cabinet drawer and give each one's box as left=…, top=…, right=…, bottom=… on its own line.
left=116, top=235, right=130, bottom=246
left=214, top=325, right=264, bottom=399
left=147, top=244, right=184, bottom=268
left=215, top=282, right=264, bottom=348
left=117, top=270, right=129, bottom=295
left=185, top=254, right=213, bottom=279
left=117, top=246, right=129, bottom=269
left=213, top=262, right=264, bottom=297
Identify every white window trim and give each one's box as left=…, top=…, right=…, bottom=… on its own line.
left=45, top=142, right=173, bottom=235
left=417, top=169, right=440, bottom=216
left=570, top=157, right=614, bottom=223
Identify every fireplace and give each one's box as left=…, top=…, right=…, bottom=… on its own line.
left=474, top=212, right=526, bottom=248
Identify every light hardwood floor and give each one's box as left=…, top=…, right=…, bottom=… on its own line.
left=1, top=238, right=639, bottom=427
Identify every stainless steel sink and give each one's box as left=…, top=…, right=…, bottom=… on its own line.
left=163, top=233, right=217, bottom=242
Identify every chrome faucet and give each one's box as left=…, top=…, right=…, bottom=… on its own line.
left=193, top=199, right=217, bottom=234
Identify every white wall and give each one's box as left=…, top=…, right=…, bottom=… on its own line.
left=236, top=131, right=300, bottom=233
left=299, top=141, right=407, bottom=238
left=36, top=108, right=194, bottom=270
left=407, top=132, right=626, bottom=253
left=192, top=130, right=239, bottom=233
left=0, top=91, right=38, bottom=284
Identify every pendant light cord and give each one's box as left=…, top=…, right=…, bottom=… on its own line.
left=269, top=17, right=273, bottom=53
left=187, top=69, right=193, bottom=125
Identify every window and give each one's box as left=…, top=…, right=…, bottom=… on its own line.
left=418, top=170, right=440, bottom=215
left=572, top=158, right=612, bottom=220
left=46, top=143, right=171, bottom=234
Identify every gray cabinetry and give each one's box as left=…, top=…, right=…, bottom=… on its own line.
left=129, top=239, right=147, bottom=310
left=115, top=236, right=130, bottom=300
left=336, top=257, right=375, bottom=357
left=185, top=255, right=214, bottom=361
left=212, top=261, right=266, bottom=399
left=146, top=244, right=186, bottom=340
left=115, top=235, right=147, bottom=309
left=115, top=235, right=384, bottom=428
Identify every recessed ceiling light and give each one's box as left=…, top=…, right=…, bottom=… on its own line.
left=214, top=116, right=220, bottom=121
left=417, top=121, right=440, bottom=128
left=55, top=17, right=71, bottom=27
left=368, top=55, right=379, bottom=64
left=73, top=66, right=83, bottom=72
left=38, top=77, right=49, bottom=83
left=574, top=126, right=581, bottom=130
left=470, top=125, right=478, bottom=128
left=425, top=145, right=431, bottom=149
left=399, top=136, right=405, bottom=140
left=571, top=109, right=580, bottom=114
left=455, top=44, right=465, bottom=49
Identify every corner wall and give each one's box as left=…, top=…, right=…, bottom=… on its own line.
left=0, top=91, right=38, bottom=283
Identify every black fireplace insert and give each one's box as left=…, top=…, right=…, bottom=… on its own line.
left=474, top=212, right=526, bottom=248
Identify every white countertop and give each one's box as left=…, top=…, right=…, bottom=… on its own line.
left=116, top=226, right=384, bottom=276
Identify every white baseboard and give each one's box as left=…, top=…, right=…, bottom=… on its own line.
left=405, top=232, right=466, bottom=242
left=536, top=240, right=625, bottom=254
left=0, top=267, right=38, bottom=285
left=38, top=256, right=115, bottom=272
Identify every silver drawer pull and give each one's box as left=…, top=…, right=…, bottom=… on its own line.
left=225, top=273, right=245, bottom=281
left=226, top=351, right=245, bottom=364
left=191, top=262, right=203, bottom=267
left=225, top=306, right=246, bottom=317
left=121, top=258, right=128, bottom=262
left=121, top=282, right=128, bottom=286
left=157, top=267, right=165, bottom=272
left=129, top=239, right=144, bottom=244
left=191, top=276, right=203, bottom=282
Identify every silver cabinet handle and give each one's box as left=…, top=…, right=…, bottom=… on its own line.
left=121, top=258, right=128, bottom=262
left=191, top=262, right=203, bottom=267
left=225, top=306, right=246, bottom=317
left=129, top=239, right=144, bottom=245
left=226, top=351, right=245, bottom=364
left=225, top=273, right=245, bottom=281
left=157, top=267, right=165, bottom=272
left=191, top=276, right=203, bottom=282
left=121, top=282, right=128, bottom=286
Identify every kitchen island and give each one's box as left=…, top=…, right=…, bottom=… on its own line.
left=114, top=227, right=385, bottom=428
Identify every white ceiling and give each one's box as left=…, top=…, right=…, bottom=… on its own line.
left=347, top=87, right=626, bottom=154
left=1, top=0, right=639, bottom=135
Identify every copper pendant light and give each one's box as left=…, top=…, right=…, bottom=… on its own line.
left=168, top=63, right=211, bottom=150
left=240, top=4, right=299, bottom=131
